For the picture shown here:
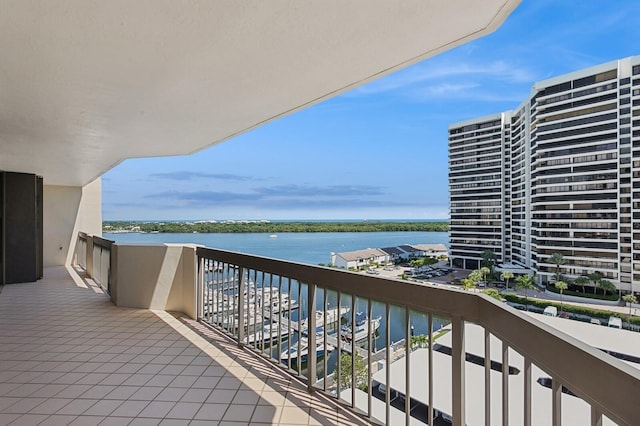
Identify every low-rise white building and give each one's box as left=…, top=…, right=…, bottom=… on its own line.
left=330, top=248, right=389, bottom=269
left=411, top=243, right=449, bottom=258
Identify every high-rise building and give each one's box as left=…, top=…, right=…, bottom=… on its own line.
left=449, top=56, right=640, bottom=290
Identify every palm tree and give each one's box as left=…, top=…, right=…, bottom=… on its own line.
left=549, top=252, right=565, bottom=283
left=623, top=294, right=638, bottom=319
left=588, top=272, right=603, bottom=295
left=598, top=279, right=616, bottom=297
left=515, top=274, right=538, bottom=310
left=462, top=278, right=476, bottom=291
left=468, top=269, right=483, bottom=284
left=501, top=271, right=514, bottom=290
left=555, top=281, right=568, bottom=313
left=574, top=276, right=589, bottom=294
left=479, top=266, right=490, bottom=284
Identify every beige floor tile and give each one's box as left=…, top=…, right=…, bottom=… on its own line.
left=221, top=404, right=255, bottom=423
left=0, top=267, right=375, bottom=426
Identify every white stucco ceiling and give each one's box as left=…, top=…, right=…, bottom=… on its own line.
left=0, top=0, right=520, bottom=186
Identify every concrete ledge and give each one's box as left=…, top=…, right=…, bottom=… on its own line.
left=111, top=243, right=198, bottom=319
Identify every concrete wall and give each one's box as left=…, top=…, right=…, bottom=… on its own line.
left=43, top=178, right=102, bottom=267
left=110, top=244, right=197, bottom=319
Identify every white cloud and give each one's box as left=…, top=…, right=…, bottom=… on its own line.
left=352, top=59, right=537, bottom=97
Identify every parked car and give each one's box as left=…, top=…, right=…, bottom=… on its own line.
left=543, top=306, right=558, bottom=317
left=608, top=316, right=622, bottom=329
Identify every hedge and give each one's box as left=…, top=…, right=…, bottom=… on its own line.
left=501, top=293, right=640, bottom=326
left=545, top=284, right=618, bottom=301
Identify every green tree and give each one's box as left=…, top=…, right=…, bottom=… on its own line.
left=515, top=274, right=538, bottom=310
left=549, top=252, right=565, bottom=283
left=501, top=271, right=514, bottom=290
left=479, top=266, right=490, bottom=284
left=599, top=279, right=616, bottom=297
left=623, top=294, right=638, bottom=319
left=482, top=288, right=503, bottom=301
left=481, top=250, right=498, bottom=270
left=588, top=272, right=603, bottom=295
left=574, top=276, right=589, bottom=294
left=555, top=281, right=568, bottom=313
left=338, top=352, right=368, bottom=391
left=410, top=334, right=429, bottom=350
left=462, top=278, right=477, bottom=291
left=468, top=269, right=483, bottom=284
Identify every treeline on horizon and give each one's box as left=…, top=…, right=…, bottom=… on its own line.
left=103, top=221, right=450, bottom=233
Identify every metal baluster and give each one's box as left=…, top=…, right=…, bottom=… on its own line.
left=502, top=340, right=509, bottom=426
left=237, top=266, right=245, bottom=346
left=552, top=377, right=562, bottom=426
left=307, top=282, right=317, bottom=391
left=551, top=377, right=562, bottom=426
left=485, top=328, right=492, bottom=426
left=276, top=275, right=283, bottom=363
left=351, top=295, right=356, bottom=409
left=385, top=303, right=390, bottom=426
left=590, top=406, right=603, bottom=426
left=452, top=316, right=466, bottom=426
left=287, top=277, right=292, bottom=371
left=367, top=298, right=373, bottom=418
left=323, top=289, right=328, bottom=393
left=297, top=281, right=302, bottom=374
left=524, top=357, right=531, bottom=426
left=405, top=308, right=410, bottom=426
left=336, top=291, right=342, bottom=398
left=428, top=313, right=434, bottom=426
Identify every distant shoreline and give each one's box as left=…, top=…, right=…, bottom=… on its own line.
left=103, top=220, right=450, bottom=234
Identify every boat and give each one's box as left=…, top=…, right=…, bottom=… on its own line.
left=340, top=312, right=382, bottom=343
left=280, top=336, right=335, bottom=363
left=269, top=234, right=278, bottom=238
left=245, top=322, right=289, bottom=345
left=299, top=306, right=350, bottom=334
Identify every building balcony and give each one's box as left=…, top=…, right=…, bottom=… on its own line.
left=3, top=233, right=633, bottom=425
left=0, top=265, right=371, bottom=426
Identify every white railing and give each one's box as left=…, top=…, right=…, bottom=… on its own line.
left=196, top=246, right=640, bottom=426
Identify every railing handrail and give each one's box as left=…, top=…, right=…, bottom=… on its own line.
left=93, top=236, right=114, bottom=248
left=196, top=245, right=640, bottom=425
left=78, top=231, right=88, bottom=239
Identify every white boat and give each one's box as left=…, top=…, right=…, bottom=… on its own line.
left=245, top=322, right=289, bottom=345
left=269, top=234, right=278, bottom=238
left=340, top=312, right=382, bottom=343
left=280, top=336, right=335, bottom=363
left=299, top=306, right=350, bottom=334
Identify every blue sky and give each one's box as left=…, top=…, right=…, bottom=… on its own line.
left=103, top=0, right=640, bottom=221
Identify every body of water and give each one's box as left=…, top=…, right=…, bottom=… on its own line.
left=105, top=231, right=450, bottom=266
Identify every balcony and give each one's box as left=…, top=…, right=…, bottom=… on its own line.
left=0, top=265, right=371, bottom=425
left=5, top=233, right=633, bottom=425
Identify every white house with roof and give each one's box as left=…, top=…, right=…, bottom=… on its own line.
left=330, top=248, right=389, bottom=269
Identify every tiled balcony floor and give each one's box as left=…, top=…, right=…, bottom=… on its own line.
left=0, top=267, right=373, bottom=426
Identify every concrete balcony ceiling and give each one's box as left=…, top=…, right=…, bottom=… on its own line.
left=0, top=0, right=519, bottom=186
